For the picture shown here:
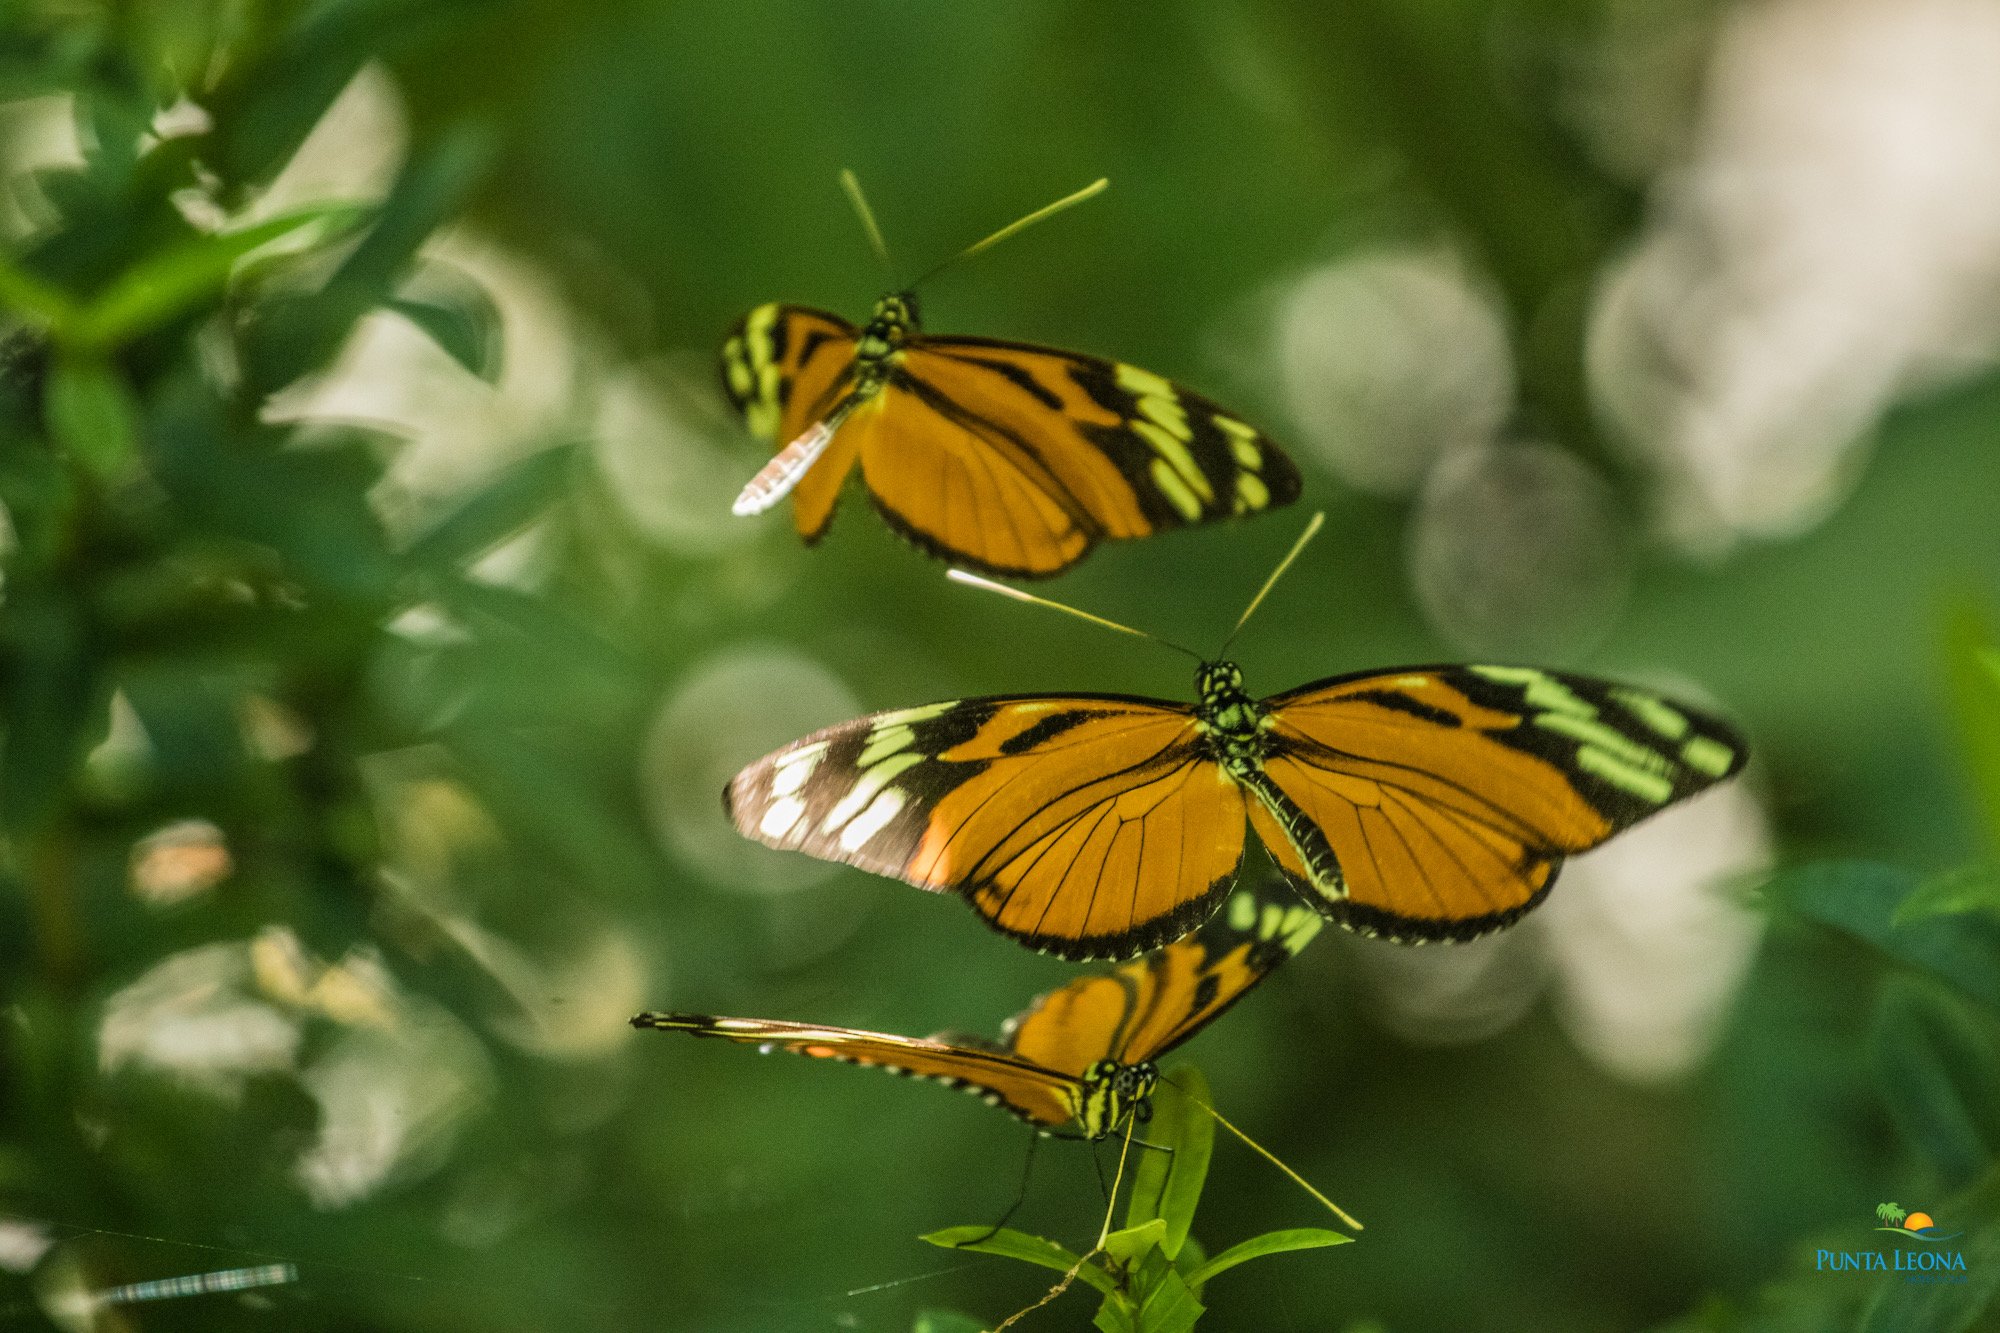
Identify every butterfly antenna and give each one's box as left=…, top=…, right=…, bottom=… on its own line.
left=992, top=1115, right=1138, bottom=1332
left=909, top=177, right=1109, bottom=291
left=1218, top=510, right=1325, bottom=657
left=1160, top=1072, right=1362, bottom=1232
left=948, top=568, right=1202, bottom=662
left=839, top=168, right=896, bottom=281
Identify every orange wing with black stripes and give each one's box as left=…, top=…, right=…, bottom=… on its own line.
left=725, top=662, right=1747, bottom=958
left=1000, top=881, right=1323, bottom=1076
left=628, top=1012, right=1086, bottom=1129
left=724, top=693, right=1244, bottom=960
left=628, top=881, right=1319, bottom=1136
left=1248, top=665, right=1748, bottom=942
left=718, top=301, right=1301, bottom=578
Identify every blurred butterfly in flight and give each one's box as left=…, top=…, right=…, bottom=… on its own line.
left=724, top=515, right=1749, bottom=960
left=720, top=172, right=1302, bottom=578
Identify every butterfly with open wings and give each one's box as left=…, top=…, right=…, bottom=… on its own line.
left=727, top=638, right=1746, bottom=962
left=632, top=881, right=1321, bottom=1139
left=720, top=178, right=1302, bottom=578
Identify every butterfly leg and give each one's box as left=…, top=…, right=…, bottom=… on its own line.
left=951, top=1131, right=1041, bottom=1248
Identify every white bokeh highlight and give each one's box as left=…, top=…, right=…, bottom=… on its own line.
left=1590, top=0, right=2000, bottom=550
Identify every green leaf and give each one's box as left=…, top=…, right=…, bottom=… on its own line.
left=1101, top=1218, right=1167, bottom=1265
left=43, top=356, right=137, bottom=480
left=1126, top=1063, right=1214, bottom=1259
left=68, top=204, right=364, bottom=349
left=1945, top=607, right=2000, bottom=854
left=1871, top=976, right=2000, bottom=1186
left=0, top=251, right=81, bottom=328
left=1181, top=1228, right=1354, bottom=1288
left=1896, top=865, right=2000, bottom=926
left=1093, top=1300, right=1139, bottom=1333
left=920, top=1226, right=1118, bottom=1300
left=913, top=1312, right=988, bottom=1333
left=242, top=124, right=495, bottom=394
left=1767, top=861, right=2000, bottom=1011
left=1132, top=1267, right=1204, bottom=1333
left=404, top=443, right=573, bottom=569
left=390, top=259, right=502, bottom=381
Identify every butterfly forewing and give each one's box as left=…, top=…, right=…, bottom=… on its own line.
left=726, top=694, right=1246, bottom=960
left=1257, top=666, right=1749, bottom=941
left=632, top=1013, right=1082, bottom=1128
left=719, top=304, right=862, bottom=539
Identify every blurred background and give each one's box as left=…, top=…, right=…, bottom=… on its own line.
left=2, top=1, right=1998, bottom=1329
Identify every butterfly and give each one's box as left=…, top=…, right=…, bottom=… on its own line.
left=631, top=881, right=1321, bottom=1139
left=719, top=180, right=1302, bottom=579
left=726, top=656, right=1747, bottom=961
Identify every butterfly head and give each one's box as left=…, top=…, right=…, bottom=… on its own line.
left=1195, top=659, right=1264, bottom=756
left=1078, top=1058, right=1159, bottom=1139
left=860, top=292, right=921, bottom=359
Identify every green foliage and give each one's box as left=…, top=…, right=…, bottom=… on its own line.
left=921, top=1066, right=1352, bottom=1330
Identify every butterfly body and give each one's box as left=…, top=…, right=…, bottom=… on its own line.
left=633, top=883, right=1318, bottom=1138
left=727, top=661, right=1747, bottom=960
left=719, top=298, right=1301, bottom=577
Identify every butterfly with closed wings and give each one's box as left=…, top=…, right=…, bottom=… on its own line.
left=725, top=515, right=1749, bottom=960
left=720, top=173, right=1302, bottom=578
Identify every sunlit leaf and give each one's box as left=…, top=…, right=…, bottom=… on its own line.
left=1131, top=1266, right=1204, bottom=1333
left=1895, top=865, right=2000, bottom=926
left=1180, top=1228, right=1353, bottom=1288
left=1101, top=1217, right=1166, bottom=1265
left=1945, top=607, right=2000, bottom=853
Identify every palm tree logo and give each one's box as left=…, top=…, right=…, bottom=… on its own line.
left=1876, top=1202, right=1907, bottom=1227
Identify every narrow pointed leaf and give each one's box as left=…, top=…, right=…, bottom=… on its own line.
left=1181, top=1228, right=1353, bottom=1287
left=405, top=443, right=573, bottom=569
left=920, top=1227, right=1118, bottom=1300
left=71, top=204, right=364, bottom=347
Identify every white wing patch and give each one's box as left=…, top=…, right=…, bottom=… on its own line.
left=734, top=420, right=836, bottom=516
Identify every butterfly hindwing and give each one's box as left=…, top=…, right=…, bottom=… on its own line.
left=1001, top=880, right=1323, bottom=1076
left=725, top=694, right=1247, bottom=960
left=1254, top=666, right=1749, bottom=941
left=856, top=338, right=1301, bottom=577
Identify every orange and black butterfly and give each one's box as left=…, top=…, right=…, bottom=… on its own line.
left=631, top=881, right=1321, bottom=1139
left=724, top=519, right=1748, bottom=960
left=719, top=176, right=1301, bottom=578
